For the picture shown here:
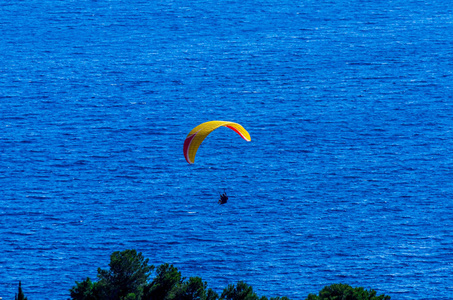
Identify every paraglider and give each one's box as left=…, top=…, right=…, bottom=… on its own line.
left=183, top=120, right=251, bottom=164
left=218, top=191, right=228, bottom=204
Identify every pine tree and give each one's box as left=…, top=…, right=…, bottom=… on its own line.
left=15, top=281, right=28, bottom=300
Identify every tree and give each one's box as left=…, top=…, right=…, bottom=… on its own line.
left=168, top=276, right=219, bottom=300
left=306, top=283, right=391, bottom=300
left=70, top=277, right=99, bottom=300
left=143, top=263, right=183, bottom=300
left=220, top=281, right=263, bottom=300
left=70, top=249, right=154, bottom=300
left=67, top=250, right=392, bottom=300
left=15, top=281, right=28, bottom=300
left=96, top=249, right=154, bottom=299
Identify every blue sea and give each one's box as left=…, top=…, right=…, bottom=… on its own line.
left=1, top=0, right=453, bottom=299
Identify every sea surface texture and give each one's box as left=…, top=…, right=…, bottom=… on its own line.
left=1, top=0, right=453, bottom=299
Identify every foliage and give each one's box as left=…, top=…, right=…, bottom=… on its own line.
left=68, top=250, right=391, bottom=300
left=96, top=249, right=154, bottom=299
left=306, top=283, right=391, bottom=300
left=142, top=263, right=182, bottom=300
left=219, top=282, right=290, bottom=300
left=220, top=281, right=262, bottom=300
left=70, top=277, right=98, bottom=300
left=15, top=281, right=28, bottom=300
left=70, top=249, right=154, bottom=300
left=167, top=276, right=218, bottom=300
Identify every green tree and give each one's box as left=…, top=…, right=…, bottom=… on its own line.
left=206, top=287, right=220, bottom=300
left=96, top=249, right=154, bottom=299
left=168, top=276, right=219, bottom=300
left=143, top=263, right=183, bottom=300
left=70, top=277, right=99, bottom=300
left=15, top=281, right=28, bottom=300
left=306, top=283, right=391, bottom=300
left=220, top=281, right=263, bottom=300
left=69, top=250, right=395, bottom=300
left=70, top=249, right=154, bottom=300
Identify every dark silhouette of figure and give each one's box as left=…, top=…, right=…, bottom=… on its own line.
left=218, top=192, right=228, bottom=204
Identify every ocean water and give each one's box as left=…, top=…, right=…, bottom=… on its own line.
left=1, top=0, right=453, bottom=299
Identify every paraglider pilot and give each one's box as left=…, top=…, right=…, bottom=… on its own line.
left=218, top=192, right=228, bottom=204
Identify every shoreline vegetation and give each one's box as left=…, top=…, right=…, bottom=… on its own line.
left=16, top=250, right=391, bottom=300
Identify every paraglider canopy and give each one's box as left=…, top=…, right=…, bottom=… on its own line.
left=183, top=120, right=251, bottom=164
